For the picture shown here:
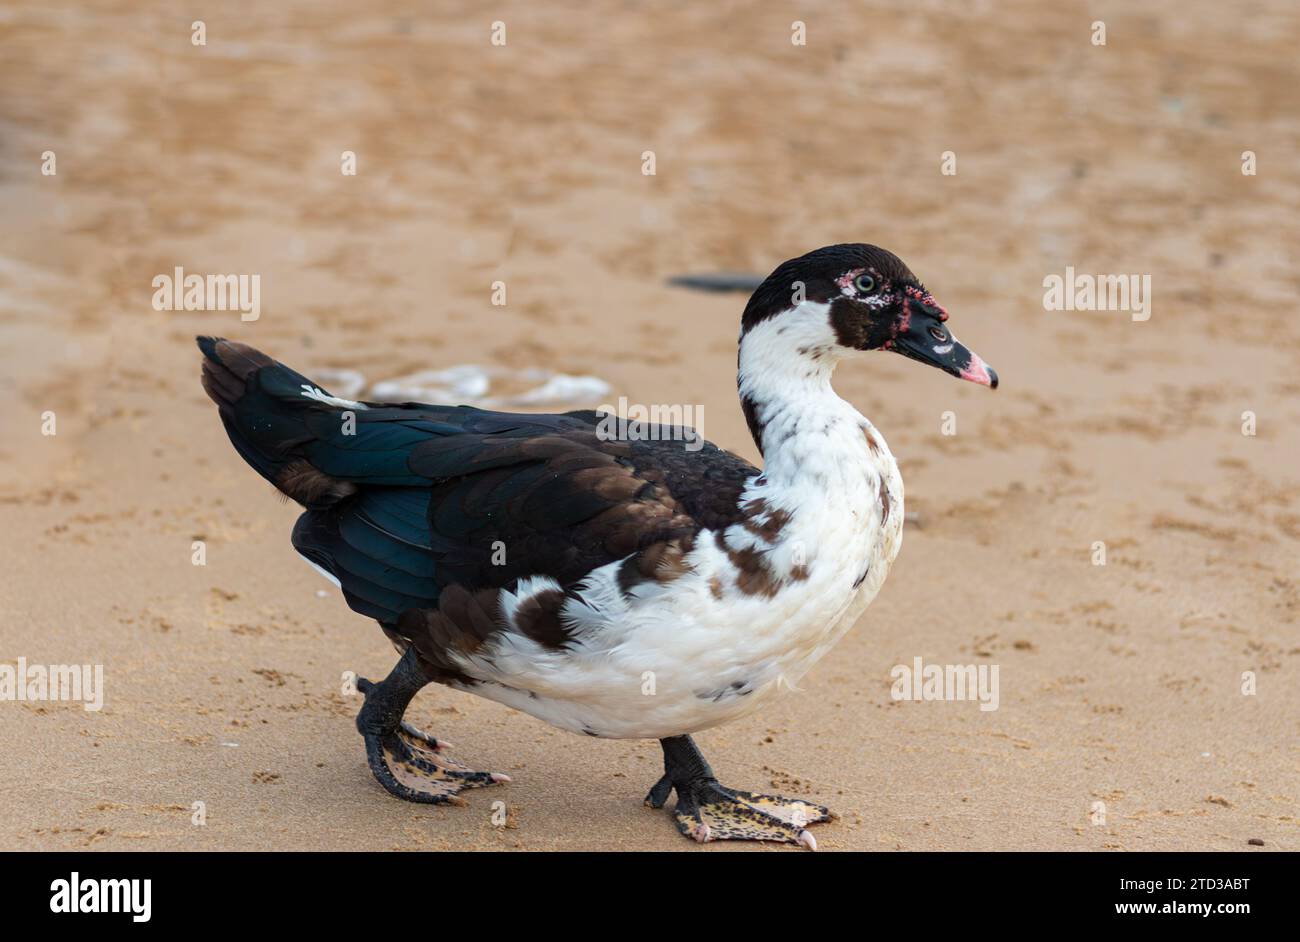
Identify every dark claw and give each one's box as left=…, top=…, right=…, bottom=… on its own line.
left=644, top=773, right=674, bottom=809
left=355, top=651, right=507, bottom=804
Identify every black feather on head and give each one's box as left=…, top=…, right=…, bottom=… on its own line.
left=739, top=243, right=920, bottom=335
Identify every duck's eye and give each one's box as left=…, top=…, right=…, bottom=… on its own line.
left=928, top=325, right=947, bottom=342
left=854, top=274, right=876, bottom=294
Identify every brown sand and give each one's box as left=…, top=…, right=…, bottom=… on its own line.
left=0, top=1, right=1297, bottom=851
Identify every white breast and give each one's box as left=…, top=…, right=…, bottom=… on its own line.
left=447, top=306, right=906, bottom=739
left=450, top=403, right=904, bottom=740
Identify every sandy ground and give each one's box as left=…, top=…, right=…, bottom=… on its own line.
left=1, top=0, right=1297, bottom=852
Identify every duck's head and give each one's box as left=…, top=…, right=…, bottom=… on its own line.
left=739, top=243, right=998, bottom=389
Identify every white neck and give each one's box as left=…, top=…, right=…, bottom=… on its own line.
left=737, top=302, right=862, bottom=486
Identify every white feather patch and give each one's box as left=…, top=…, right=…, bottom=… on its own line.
left=300, top=384, right=369, bottom=410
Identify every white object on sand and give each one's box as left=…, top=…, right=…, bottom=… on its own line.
left=309, top=368, right=367, bottom=400
left=367, top=365, right=610, bottom=407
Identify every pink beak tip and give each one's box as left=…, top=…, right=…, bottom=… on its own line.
left=959, top=353, right=998, bottom=389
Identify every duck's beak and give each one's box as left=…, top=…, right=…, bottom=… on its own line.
left=890, top=300, right=998, bottom=389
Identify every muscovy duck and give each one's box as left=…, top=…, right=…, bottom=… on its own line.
left=197, top=243, right=997, bottom=849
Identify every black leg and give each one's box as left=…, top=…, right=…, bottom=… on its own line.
left=355, top=647, right=509, bottom=804
left=645, top=734, right=831, bottom=849
left=645, top=734, right=713, bottom=808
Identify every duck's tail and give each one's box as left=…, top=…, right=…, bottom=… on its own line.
left=196, top=336, right=364, bottom=507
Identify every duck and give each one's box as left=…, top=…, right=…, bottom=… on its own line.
left=196, top=242, right=997, bottom=849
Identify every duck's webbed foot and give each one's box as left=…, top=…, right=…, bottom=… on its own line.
left=644, top=735, right=832, bottom=850
left=355, top=648, right=509, bottom=805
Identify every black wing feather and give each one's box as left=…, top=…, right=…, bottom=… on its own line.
left=199, top=337, right=759, bottom=671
